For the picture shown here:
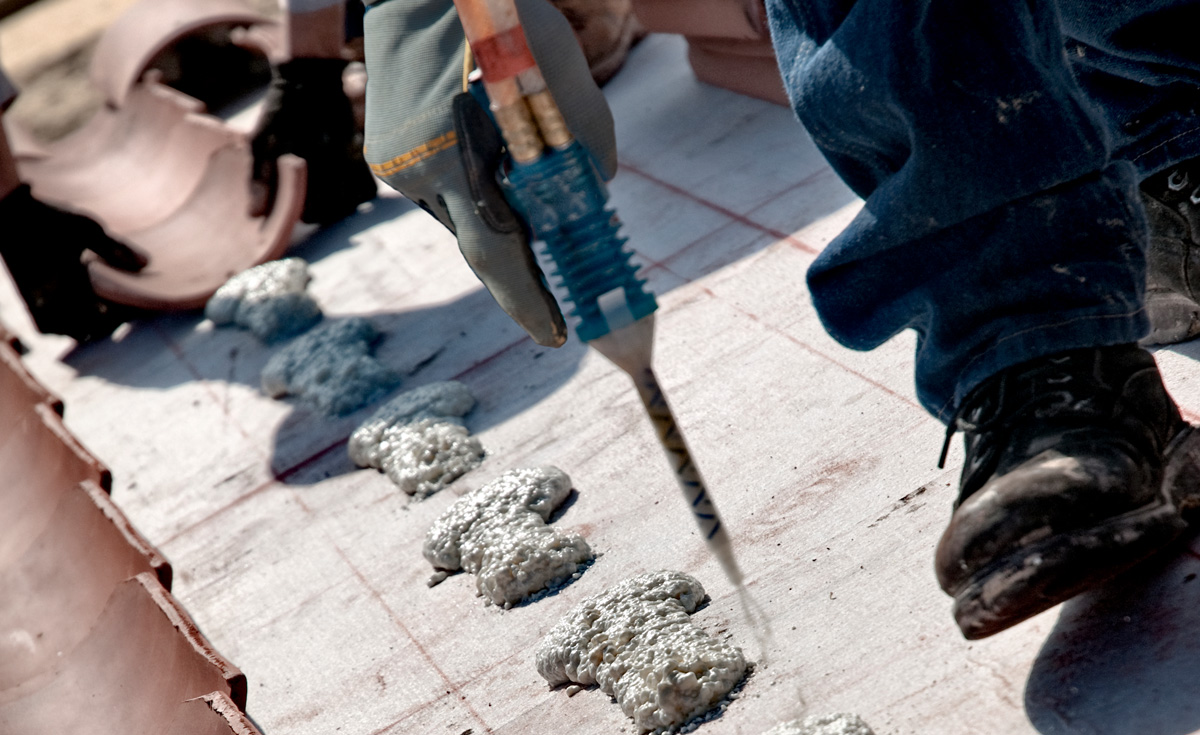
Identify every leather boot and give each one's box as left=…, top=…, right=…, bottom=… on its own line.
left=936, top=344, right=1189, bottom=639
left=1141, top=164, right=1200, bottom=345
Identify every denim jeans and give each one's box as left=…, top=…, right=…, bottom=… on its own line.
left=764, top=0, right=1200, bottom=421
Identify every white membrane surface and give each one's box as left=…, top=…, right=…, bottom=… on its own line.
left=260, top=317, right=399, bottom=415
left=205, top=258, right=322, bottom=342
left=423, top=466, right=592, bottom=606
left=348, top=381, right=484, bottom=497
left=536, top=570, right=747, bottom=733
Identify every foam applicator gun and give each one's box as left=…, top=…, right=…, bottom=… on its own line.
left=451, top=0, right=744, bottom=587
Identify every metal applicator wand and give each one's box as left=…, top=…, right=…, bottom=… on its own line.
left=451, top=0, right=744, bottom=587
left=588, top=318, right=744, bottom=586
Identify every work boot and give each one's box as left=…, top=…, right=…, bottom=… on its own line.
left=935, top=344, right=1189, bottom=639
left=251, top=58, right=377, bottom=225
left=1141, top=162, right=1200, bottom=345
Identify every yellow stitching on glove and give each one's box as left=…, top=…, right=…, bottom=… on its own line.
left=368, top=131, right=459, bottom=176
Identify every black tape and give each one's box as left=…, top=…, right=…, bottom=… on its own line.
left=452, top=92, right=524, bottom=235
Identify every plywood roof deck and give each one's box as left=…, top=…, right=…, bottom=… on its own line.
left=5, top=33, right=1199, bottom=735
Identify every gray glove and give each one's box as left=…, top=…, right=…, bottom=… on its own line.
left=363, top=0, right=616, bottom=347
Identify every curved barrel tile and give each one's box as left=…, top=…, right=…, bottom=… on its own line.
left=88, top=149, right=306, bottom=311
left=0, top=480, right=171, bottom=690
left=0, top=321, right=258, bottom=731
left=0, top=117, right=49, bottom=161
left=0, top=573, right=244, bottom=732
left=0, top=404, right=110, bottom=570
left=0, top=340, right=62, bottom=415
left=17, top=82, right=230, bottom=235
left=89, top=0, right=271, bottom=108
left=168, top=692, right=264, bottom=735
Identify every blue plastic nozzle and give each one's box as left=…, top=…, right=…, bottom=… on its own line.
left=501, top=142, right=657, bottom=342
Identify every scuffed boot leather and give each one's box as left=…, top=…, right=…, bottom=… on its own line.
left=1141, top=164, right=1200, bottom=345
left=936, top=345, right=1188, bottom=639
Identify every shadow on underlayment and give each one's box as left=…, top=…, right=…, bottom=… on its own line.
left=261, top=308, right=592, bottom=486
left=1024, top=529, right=1200, bottom=735
left=60, top=155, right=858, bottom=486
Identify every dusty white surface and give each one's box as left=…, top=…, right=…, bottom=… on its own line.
left=260, top=316, right=399, bottom=416
left=8, top=32, right=1200, bottom=735
left=348, top=381, right=483, bottom=497
left=206, top=258, right=323, bottom=343
left=424, top=467, right=592, bottom=606
left=537, top=570, right=746, bottom=733
left=761, top=713, right=877, bottom=735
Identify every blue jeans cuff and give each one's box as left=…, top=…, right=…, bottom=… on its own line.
left=934, top=307, right=1149, bottom=422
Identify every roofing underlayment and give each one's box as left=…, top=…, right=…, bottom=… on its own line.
left=5, top=33, right=1200, bottom=735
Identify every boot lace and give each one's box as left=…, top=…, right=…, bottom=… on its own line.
left=937, top=356, right=1087, bottom=470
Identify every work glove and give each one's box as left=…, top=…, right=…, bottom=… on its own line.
left=250, top=58, right=378, bottom=225
left=362, top=0, right=616, bottom=347
left=0, top=185, right=146, bottom=342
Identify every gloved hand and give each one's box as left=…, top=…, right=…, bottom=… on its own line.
left=0, top=185, right=146, bottom=342
left=362, top=0, right=616, bottom=347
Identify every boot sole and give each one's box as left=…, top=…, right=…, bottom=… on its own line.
left=951, top=427, right=1200, bottom=639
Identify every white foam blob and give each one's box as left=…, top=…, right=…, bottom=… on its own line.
left=348, top=381, right=484, bottom=498
left=205, top=258, right=322, bottom=342
left=537, top=570, right=747, bottom=733
left=261, top=317, right=398, bottom=415
left=424, top=466, right=592, bottom=606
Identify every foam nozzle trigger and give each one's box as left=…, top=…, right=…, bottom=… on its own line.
left=500, top=141, right=656, bottom=342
